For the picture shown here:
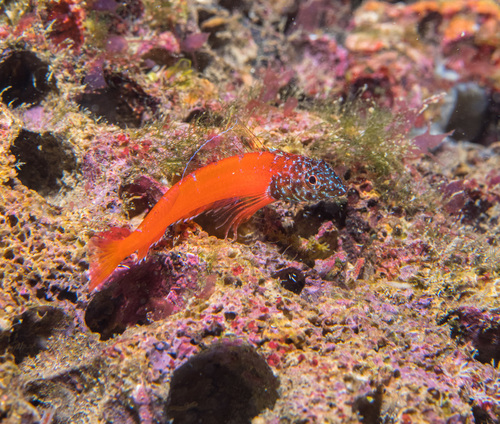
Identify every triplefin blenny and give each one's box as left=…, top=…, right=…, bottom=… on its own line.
left=89, top=150, right=347, bottom=291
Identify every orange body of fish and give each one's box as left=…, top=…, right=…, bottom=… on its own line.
left=89, top=150, right=347, bottom=291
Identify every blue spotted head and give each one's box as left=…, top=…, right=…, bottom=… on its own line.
left=269, top=152, right=347, bottom=202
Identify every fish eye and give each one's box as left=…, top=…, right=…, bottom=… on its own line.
left=308, top=175, right=317, bottom=185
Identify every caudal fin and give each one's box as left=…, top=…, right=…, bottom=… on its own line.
left=88, top=227, right=133, bottom=291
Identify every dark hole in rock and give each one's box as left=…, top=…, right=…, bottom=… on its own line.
left=165, top=342, right=279, bottom=424
left=205, top=30, right=231, bottom=51
left=85, top=252, right=203, bottom=340
left=272, top=267, right=306, bottom=295
left=417, top=11, right=443, bottom=42
left=36, top=286, right=49, bottom=300
left=24, top=357, right=104, bottom=423
left=197, top=9, right=216, bottom=25
left=472, top=404, right=497, bottom=424
left=119, top=175, right=165, bottom=219
left=183, top=107, right=224, bottom=126
left=85, top=288, right=125, bottom=341
left=3, top=249, right=14, bottom=260
left=141, top=47, right=180, bottom=70
left=224, top=311, right=237, bottom=321
left=0, top=50, right=56, bottom=108
left=6, top=306, right=69, bottom=364
left=218, top=0, right=251, bottom=14
left=7, top=214, right=18, bottom=227
left=439, top=307, right=500, bottom=366
left=346, top=76, right=393, bottom=106
left=292, top=200, right=347, bottom=243
left=78, top=67, right=159, bottom=128
left=187, top=51, right=212, bottom=73
left=441, top=82, right=489, bottom=144
left=352, top=386, right=383, bottom=424
left=9, top=129, right=77, bottom=196
left=56, top=288, right=78, bottom=303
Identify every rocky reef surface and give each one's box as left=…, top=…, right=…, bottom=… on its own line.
left=0, top=0, right=499, bottom=423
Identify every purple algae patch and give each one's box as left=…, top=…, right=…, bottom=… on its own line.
left=119, top=175, right=166, bottom=219
left=85, top=251, right=208, bottom=340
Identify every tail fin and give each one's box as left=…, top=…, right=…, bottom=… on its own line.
left=88, top=227, right=133, bottom=291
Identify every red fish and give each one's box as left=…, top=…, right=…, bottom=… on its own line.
left=89, top=150, right=346, bottom=291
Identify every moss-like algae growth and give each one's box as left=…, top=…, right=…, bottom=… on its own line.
left=317, top=98, right=415, bottom=198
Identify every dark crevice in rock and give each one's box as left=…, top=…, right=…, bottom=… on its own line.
left=165, top=342, right=279, bottom=424
left=9, top=129, right=77, bottom=196
left=85, top=252, right=207, bottom=340
left=24, top=357, right=104, bottom=423
left=78, top=67, right=159, bottom=128
left=4, top=306, right=70, bottom=364
left=272, top=267, right=306, bottom=295
left=352, top=386, right=383, bottom=424
left=439, top=307, right=500, bottom=366
left=0, top=50, right=56, bottom=108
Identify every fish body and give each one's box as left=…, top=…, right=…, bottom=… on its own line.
left=89, top=151, right=346, bottom=291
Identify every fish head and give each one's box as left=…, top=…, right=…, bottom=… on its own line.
left=270, top=154, right=347, bottom=202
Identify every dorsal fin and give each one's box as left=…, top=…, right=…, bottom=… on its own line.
left=182, top=120, right=267, bottom=178
left=182, top=120, right=239, bottom=179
